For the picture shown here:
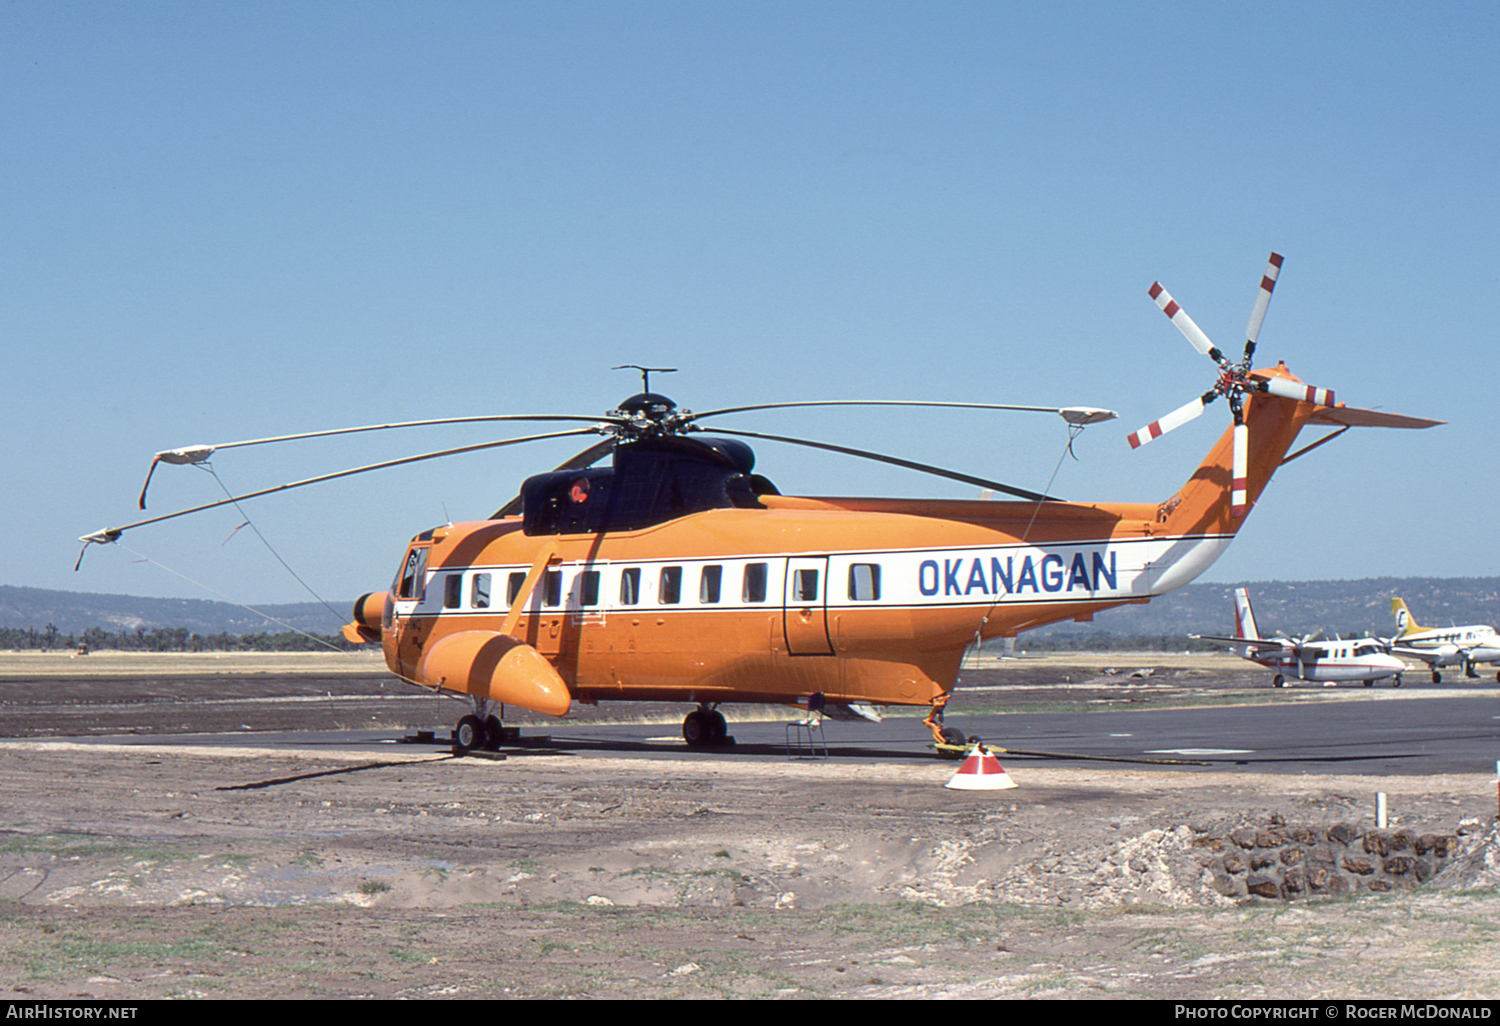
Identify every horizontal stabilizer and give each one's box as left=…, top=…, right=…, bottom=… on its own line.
left=1307, top=406, right=1445, bottom=430
left=1192, top=634, right=1291, bottom=650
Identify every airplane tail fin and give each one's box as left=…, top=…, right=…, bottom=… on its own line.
left=1233, top=587, right=1260, bottom=641
left=1391, top=597, right=1422, bottom=638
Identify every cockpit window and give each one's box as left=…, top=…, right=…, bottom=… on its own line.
left=395, top=546, right=428, bottom=600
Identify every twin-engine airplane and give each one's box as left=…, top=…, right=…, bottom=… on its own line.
left=79, top=255, right=1441, bottom=754
left=1193, top=587, right=1407, bottom=688
left=1389, top=597, right=1500, bottom=683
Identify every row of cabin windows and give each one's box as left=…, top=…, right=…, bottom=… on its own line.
left=436, top=561, right=883, bottom=610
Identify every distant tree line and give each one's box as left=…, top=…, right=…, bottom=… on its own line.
left=1, top=624, right=363, bottom=653
left=991, top=633, right=1224, bottom=653
left=4, top=623, right=1212, bottom=654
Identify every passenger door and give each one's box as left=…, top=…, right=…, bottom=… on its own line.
left=783, top=557, right=833, bottom=655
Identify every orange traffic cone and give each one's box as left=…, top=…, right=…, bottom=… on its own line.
left=945, top=743, right=1017, bottom=790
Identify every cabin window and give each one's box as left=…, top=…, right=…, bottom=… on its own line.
left=659, top=566, right=683, bottom=605
left=620, top=567, right=641, bottom=605
left=507, top=571, right=526, bottom=606
left=443, top=573, right=463, bottom=609
left=793, top=568, right=820, bottom=604
left=543, top=570, right=563, bottom=607
left=848, top=563, right=881, bottom=602
left=396, top=546, right=428, bottom=600
left=579, top=570, right=601, bottom=607
left=471, top=573, right=491, bottom=609
left=700, top=565, right=722, bottom=604
left=743, top=562, right=768, bottom=603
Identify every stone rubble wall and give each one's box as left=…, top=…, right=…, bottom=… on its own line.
left=1192, top=814, right=1464, bottom=901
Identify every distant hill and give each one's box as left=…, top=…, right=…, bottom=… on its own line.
left=4, top=578, right=1499, bottom=643
left=0, top=586, right=353, bottom=638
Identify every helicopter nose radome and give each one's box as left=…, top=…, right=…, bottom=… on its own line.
left=418, top=631, right=572, bottom=717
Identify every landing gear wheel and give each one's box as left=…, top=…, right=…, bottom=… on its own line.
left=1393, top=674, right=1402, bottom=688
left=683, top=710, right=713, bottom=747
left=934, top=725, right=968, bottom=759
left=482, top=715, right=504, bottom=751
left=1363, top=679, right=1374, bottom=688
left=707, top=709, right=728, bottom=744
left=1433, top=670, right=1442, bottom=684
left=1272, top=674, right=1285, bottom=688
left=454, top=714, right=486, bottom=754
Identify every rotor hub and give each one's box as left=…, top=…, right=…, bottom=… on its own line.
left=606, top=393, right=694, bottom=439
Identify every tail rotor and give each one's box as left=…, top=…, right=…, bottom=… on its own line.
left=1127, top=252, right=1336, bottom=518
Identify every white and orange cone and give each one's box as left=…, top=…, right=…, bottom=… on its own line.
left=945, top=743, right=1017, bottom=790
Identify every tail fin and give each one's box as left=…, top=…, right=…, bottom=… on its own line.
left=1391, top=597, right=1421, bottom=638
left=1233, top=587, right=1260, bottom=640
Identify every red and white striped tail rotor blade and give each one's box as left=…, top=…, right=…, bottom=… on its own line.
left=1127, top=392, right=1213, bottom=449
left=1258, top=377, right=1335, bottom=407
left=1243, top=252, right=1284, bottom=353
left=1231, top=419, right=1249, bottom=518
left=1149, top=282, right=1223, bottom=363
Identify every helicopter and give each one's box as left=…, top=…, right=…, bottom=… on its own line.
left=79, top=255, right=1441, bottom=755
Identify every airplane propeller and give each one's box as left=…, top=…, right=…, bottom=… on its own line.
left=1125, top=253, right=1336, bottom=518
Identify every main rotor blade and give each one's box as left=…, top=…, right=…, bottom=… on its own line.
left=687, top=400, right=1108, bottom=423
left=1126, top=391, right=1217, bottom=449
left=1149, top=282, right=1225, bottom=365
left=83, top=428, right=603, bottom=548
left=139, top=413, right=622, bottom=508
left=491, top=437, right=618, bottom=518
left=1254, top=377, right=1335, bottom=407
left=703, top=427, right=1060, bottom=501
left=1242, top=252, right=1284, bottom=364
left=1231, top=416, right=1249, bottom=518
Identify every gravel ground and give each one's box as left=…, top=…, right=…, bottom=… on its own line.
left=1, top=651, right=1498, bottom=1000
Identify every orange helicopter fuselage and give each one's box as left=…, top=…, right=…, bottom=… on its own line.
left=359, top=378, right=1317, bottom=717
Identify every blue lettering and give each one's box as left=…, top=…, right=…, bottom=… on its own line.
left=965, top=559, right=989, bottom=595
left=919, top=560, right=939, bottom=596
left=1016, top=556, right=1038, bottom=593
left=1068, top=553, right=1092, bottom=591
left=990, top=556, right=1013, bottom=594
left=944, top=558, right=963, bottom=596
left=1041, top=554, right=1065, bottom=592
left=1092, top=550, right=1117, bottom=591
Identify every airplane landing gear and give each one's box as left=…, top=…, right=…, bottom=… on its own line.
left=1432, top=670, right=1443, bottom=684
left=1272, top=674, right=1286, bottom=688
left=682, top=704, right=729, bottom=747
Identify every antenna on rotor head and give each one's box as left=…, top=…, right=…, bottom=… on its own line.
left=613, top=365, right=677, bottom=393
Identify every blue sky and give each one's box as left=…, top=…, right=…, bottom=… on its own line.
left=5, top=1, right=1496, bottom=618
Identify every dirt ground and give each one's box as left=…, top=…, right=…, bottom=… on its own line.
left=2, top=651, right=1499, bottom=1000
